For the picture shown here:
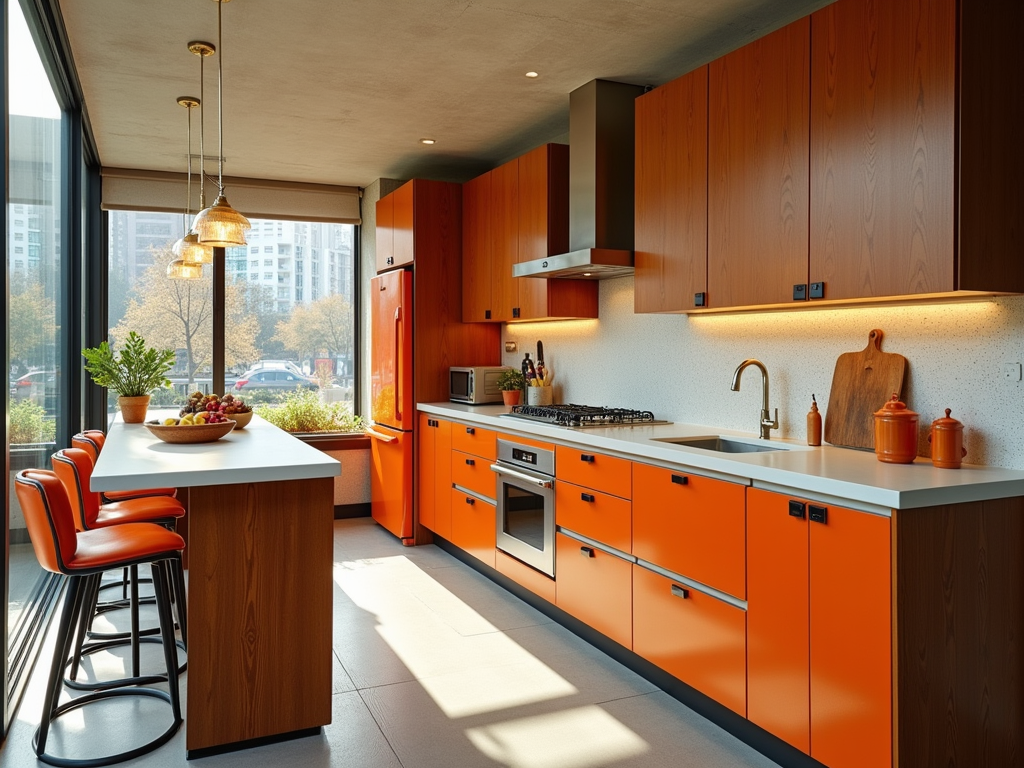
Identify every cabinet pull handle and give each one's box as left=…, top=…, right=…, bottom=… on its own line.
left=671, top=474, right=688, bottom=485
left=466, top=427, right=475, bottom=435
left=485, top=310, right=492, bottom=320
left=809, top=505, right=828, bottom=524
left=670, top=584, right=690, bottom=600
left=465, top=497, right=475, bottom=506
left=465, top=458, right=475, bottom=466
left=580, top=546, right=595, bottom=558
left=580, top=493, right=595, bottom=503
left=788, top=500, right=806, bottom=519
left=580, top=454, right=595, bottom=463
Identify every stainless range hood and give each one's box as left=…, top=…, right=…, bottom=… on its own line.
left=514, top=79, right=644, bottom=280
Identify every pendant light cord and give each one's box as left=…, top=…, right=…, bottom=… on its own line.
left=185, top=102, right=193, bottom=231
left=199, top=52, right=206, bottom=209
left=217, top=0, right=224, bottom=195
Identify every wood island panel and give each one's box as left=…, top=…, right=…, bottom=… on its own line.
left=186, top=477, right=334, bottom=753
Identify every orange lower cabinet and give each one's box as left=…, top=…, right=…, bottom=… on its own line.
left=809, top=504, right=892, bottom=768
left=746, top=488, right=811, bottom=753
left=632, top=462, right=746, bottom=599
left=555, top=482, right=631, bottom=553
left=431, top=420, right=452, bottom=538
left=632, top=564, right=746, bottom=716
left=494, top=550, right=556, bottom=604
left=451, top=424, right=497, bottom=461
left=450, top=489, right=495, bottom=568
left=555, top=533, right=632, bottom=648
left=451, top=450, right=497, bottom=499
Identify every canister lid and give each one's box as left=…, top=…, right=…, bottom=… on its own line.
left=931, top=408, right=963, bottom=431
left=874, top=393, right=918, bottom=419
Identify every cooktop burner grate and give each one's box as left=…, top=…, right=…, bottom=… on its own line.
left=504, top=403, right=668, bottom=429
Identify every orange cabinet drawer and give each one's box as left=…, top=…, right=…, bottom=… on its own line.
left=632, top=564, right=746, bottom=716
left=451, top=424, right=497, bottom=460
left=556, top=446, right=631, bottom=499
left=495, top=550, right=555, bottom=604
left=450, top=488, right=495, bottom=568
left=556, top=533, right=631, bottom=648
left=556, top=482, right=631, bottom=553
left=632, top=462, right=746, bottom=599
left=451, top=450, right=496, bottom=500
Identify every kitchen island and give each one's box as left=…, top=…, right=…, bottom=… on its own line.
left=92, top=414, right=340, bottom=758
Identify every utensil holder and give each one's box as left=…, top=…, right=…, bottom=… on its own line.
left=527, top=386, right=553, bottom=406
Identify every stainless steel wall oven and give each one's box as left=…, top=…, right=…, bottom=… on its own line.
left=490, top=439, right=556, bottom=578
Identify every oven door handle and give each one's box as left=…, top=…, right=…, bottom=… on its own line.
left=490, top=464, right=553, bottom=489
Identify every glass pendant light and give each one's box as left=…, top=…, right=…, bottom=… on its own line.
left=166, top=259, right=204, bottom=280
left=174, top=41, right=216, bottom=265
left=193, top=0, right=250, bottom=247
left=168, top=95, right=206, bottom=280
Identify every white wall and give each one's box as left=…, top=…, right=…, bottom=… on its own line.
left=502, top=278, right=1024, bottom=470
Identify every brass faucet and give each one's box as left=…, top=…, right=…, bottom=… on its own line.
left=731, top=359, right=779, bottom=440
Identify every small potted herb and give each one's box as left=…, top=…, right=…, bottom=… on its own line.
left=82, top=331, right=176, bottom=423
left=496, top=367, right=526, bottom=406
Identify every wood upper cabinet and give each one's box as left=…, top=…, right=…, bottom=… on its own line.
left=708, top=17, right=810, bottom=308
left=634, top=66, right=708, bottom=313
left=376, top=181, right=414, bottom=274
left=462, top=144, right=597, bottom=323
left=747, top=488, right=892, bottom=768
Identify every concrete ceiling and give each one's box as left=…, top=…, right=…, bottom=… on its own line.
left=57, top=0, right=832, bottom=188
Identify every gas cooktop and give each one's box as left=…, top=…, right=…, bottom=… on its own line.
left=501, top=404, right=670, bottom=429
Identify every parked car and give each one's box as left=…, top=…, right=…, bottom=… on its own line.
left=234, top=368, right=318, bottom=392
left=11, top=371, right=57, bottom=401
left=247, top=359, right=305, bottom=377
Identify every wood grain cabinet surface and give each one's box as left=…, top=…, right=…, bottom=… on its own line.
left=375, top=180, right=414, bottom=274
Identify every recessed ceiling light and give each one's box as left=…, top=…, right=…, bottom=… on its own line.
left=419, top=138, right=436, bottom=145
left=525, top=71, right=539, bottom=78
left=583, top=272, right=592, bottom=277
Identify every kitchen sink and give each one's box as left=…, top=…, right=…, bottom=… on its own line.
left=652, top=435, right=790, bottom=453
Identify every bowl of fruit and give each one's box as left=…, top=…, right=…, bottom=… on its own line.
left=144, top=417, right=236, bottom=444
left=181, top=391, right=253, bottom=429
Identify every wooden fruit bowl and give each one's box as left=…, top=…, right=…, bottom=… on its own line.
left=145, top=420, right=235, bottom=444
left=225, top=411, right=253, bottom=429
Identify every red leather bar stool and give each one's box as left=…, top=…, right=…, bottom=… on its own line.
left=52, top=448, right=187, bottom=689
left=14, top=469, right=183, bottom=767
left=71, top=431, right=177, bottom=501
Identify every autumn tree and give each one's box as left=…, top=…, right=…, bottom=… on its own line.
left=274, top=293, right=353, bottom=371
left=113, top=248, right=259, bottom=384
left=9, top=279, right=57, bottom=369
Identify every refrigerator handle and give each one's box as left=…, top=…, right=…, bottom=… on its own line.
left=394, top=306, right=403, bottom=425
left=366, top=427, right=397, bottom=443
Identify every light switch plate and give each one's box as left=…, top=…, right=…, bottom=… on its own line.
left=1003, top=362, right=1022, bottom=381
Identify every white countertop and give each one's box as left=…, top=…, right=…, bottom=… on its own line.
left=418, top=402, right=1024, bottom=511
left=91, top=411, right=341, bottom=492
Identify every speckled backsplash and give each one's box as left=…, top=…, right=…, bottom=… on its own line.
left=502, top=279, right=1024, bottom=470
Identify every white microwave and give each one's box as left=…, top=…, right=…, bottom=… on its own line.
left=449, top=366, right=506, bottom=404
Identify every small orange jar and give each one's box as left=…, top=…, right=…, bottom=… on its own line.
left=929, top=408, right=967, bottom=469
left=874, top=394, right=919, bottom=464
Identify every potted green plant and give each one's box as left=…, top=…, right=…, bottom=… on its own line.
left=254, top=389, right=363, bottom=434
left=496, top=367, right=526, bottom=406
left=82, top=331, right=177, bottom=423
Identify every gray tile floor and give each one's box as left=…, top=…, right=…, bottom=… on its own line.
left=0, top=518, right=781, bottom=768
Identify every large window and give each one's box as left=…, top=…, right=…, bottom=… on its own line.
left=6, top=0, right=66, bottom=727
left=107, top=214, right=356, bottom=410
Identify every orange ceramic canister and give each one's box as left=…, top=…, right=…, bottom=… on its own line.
left=873, top=394, right=919, bottom=464
left=929, top=408, right=967, bottom=469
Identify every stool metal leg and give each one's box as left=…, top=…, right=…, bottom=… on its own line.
left=152, top=560, right=183, bottom=722
left=36, top=575, right=84, bottom=758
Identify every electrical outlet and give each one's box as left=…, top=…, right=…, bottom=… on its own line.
left=504, top=341, right=518, bottom=353
left=1003, top=362, right=1022, bottom=381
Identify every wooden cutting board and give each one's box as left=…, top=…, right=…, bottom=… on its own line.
left=824, top=329, right=907, bottom=450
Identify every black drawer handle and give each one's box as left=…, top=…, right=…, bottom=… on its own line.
left=789, top=500, right=806, bottom=519
left=580, top=454, right=595, bottom=463
left=809, top=505, right=828, bottom=524
left=671, top=474, right=688, bottom=485
left=670, top=584, right=690, bottom=600
left=466, top=427, right=475, bottom=435
left=580, top=493, right=595, bottom=503
left=580, top=546, right=595, bottom=558
left=464, top=496, right=475, bottom=506
left=465, top=458, right=475, bottom=466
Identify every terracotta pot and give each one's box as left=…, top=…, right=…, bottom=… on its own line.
left=929, top=408, right=967, bottom=469
left=873, top=394, right=919, bottom=464
left=501, top=390, right=521, bottom=406
left=118, top=395, right=151, bottom=424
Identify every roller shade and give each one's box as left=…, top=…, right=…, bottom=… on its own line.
left=100, top=167, right=361, bottom=224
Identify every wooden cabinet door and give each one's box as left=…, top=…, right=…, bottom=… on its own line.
left=632, top=462, right=746, bottom=599
left=708, top=17, right=810, bottom=308
left=556, top=533, right=632, bottom=648
left=490, top=159, right=519, bottom=321
left=516, top=143, right=553, bottom=320
left=462, top=171, right=493, bottom=322
left=810, top=0, right=955, bottom=301
left=391, top=180, right=415, bottom=269
left=632, top=564, right=746, bottom=716
left=417, top=414, right=436, bottom=532
left=375, top=191, right=395, bottom=274
left=746, top=488, right=810, bottom=753
left=431, top=418, right=452, bottom=539
left=634, top=66, right=709, bottom=313
left=450, top=488, right=495, bottom=568
left=809, top=503, right=892, bottom=768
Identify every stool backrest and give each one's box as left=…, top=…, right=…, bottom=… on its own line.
left=14, top=469, right=78, bottom=574
left=51, top=448, right=101, bottom=531
left=83, top=430, right=106, bottom=450
left=71, top=433, right=99, bottom=462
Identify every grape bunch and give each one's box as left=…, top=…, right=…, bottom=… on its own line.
left=179, top=391, right=251, bottom=424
